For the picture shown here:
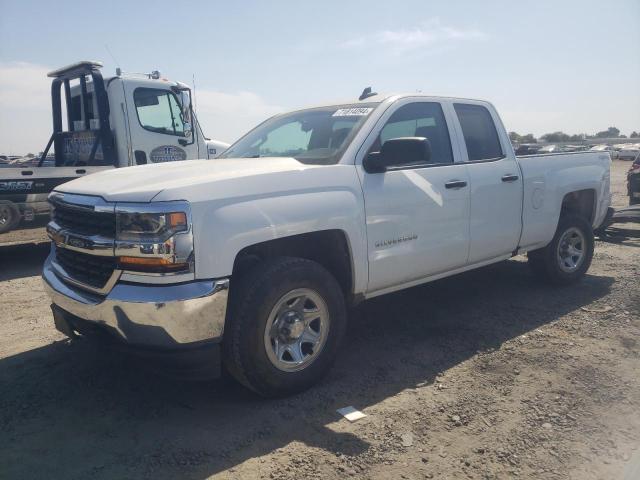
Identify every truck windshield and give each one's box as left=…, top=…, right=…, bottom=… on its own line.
left=220, top=103, right=378, bottom=164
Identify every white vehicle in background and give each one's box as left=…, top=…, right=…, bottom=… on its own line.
left=617, top=144, right=640, bottom=161
left=538, top=144, right=564, bottom=154
left=0, top=61, right=229, bottom=237
left=44, top=90, right=611, bottom=397
left=590, top=144, right=619, bottom=159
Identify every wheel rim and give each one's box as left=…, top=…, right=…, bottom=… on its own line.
left=0, top=206, right=10, bottom=226
left=556, top=227, right=586, bottom=273
left=264, top=288, right=330, bottom=372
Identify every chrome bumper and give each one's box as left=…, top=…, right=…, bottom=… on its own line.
left=42, top=255, right=229, bottom=348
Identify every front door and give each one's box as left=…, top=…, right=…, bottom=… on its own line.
left=125, top=84, right=201, bottom=165
left=358, top=100, right=471, bottom=294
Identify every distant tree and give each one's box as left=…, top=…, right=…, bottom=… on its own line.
left=541, top=131, right=571, bottom=143
left=630, top=131, right=639, bottom=138
left=509, top=131, right=537, bottom=143
left=595, top=127, right=620, bottom=138
left=569, top=134, right=584, bottom=142
left=26, top=153, right=34, bottom=158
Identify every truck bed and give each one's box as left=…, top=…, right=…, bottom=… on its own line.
left=516, top=151, right=611, bottom=251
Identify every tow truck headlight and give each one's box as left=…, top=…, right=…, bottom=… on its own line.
left=115, top=202, right=194, bottom=274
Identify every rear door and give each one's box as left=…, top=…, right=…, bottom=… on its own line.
left=357, top=99, right=471, bottom=293
left=452, top=102, right=523, bottom=263
left=124, top=83, right=200, bottom=165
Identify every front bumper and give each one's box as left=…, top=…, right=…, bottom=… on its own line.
left=42, top=255, right=229, bottom=349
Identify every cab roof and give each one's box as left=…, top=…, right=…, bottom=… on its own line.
left=296, top=92, right=491, bottom=111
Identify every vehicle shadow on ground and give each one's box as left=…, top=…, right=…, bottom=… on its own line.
left=0, top=243, right=50, bottom=281
left=0, top=259, right=614, bottom=479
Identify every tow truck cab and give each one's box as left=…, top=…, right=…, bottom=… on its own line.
left=0, top=61, right=229, bottom=239
left=41, top=61, right=227, bottom=168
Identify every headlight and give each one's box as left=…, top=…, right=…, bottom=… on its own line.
left=116, top=211, right=188, bottom=242
left=115, top=202, right=193, bottom=274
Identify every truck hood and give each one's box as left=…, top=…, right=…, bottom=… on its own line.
left=54, top=157, right=325, bottom=202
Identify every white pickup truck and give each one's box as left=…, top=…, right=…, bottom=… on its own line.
left=43, top=92, right=611, bottom=396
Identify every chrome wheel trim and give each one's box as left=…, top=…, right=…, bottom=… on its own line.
left=264, top=288, right=330, bottom=372
left=557, top=227, right=586, bottom=273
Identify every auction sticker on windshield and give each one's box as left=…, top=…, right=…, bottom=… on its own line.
left=332, top=107, right=373, bottom=117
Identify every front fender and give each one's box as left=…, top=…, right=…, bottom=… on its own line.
left=192, top=188, right=368, bottom=294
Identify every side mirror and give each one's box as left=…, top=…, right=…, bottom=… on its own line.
left=363, top=137, right=432, bottom=173
left=183, top=122, right=192, bottom=138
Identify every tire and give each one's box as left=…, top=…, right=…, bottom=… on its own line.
left=527, top=214, right=594, bottom=285
left=223, top=256, right=347, bottom=397
left=0, top=201, right=20, bottom=234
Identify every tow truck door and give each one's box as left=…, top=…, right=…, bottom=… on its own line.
left=122, top=81, right=202, bottom=165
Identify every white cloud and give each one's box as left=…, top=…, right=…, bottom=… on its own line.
left=0, top=61, right=51, bottom=109
left=0, top=62, right=53, bottom=154
left=342, top=19, right=486, bottom=55
left=0, top=61, right=282, bottom=154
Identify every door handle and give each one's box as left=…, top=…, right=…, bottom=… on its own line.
left=501, top=174, right=519, bottom=182
left=21, top=170, right=33, bottom=176
left=75, top=169, right=86, bottom=174
left=445, top=180, right=467, bottom=189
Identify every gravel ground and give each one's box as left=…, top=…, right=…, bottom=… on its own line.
left=0, top=160, right=638, bottom=480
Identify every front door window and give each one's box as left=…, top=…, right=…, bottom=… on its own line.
left=134, top=88, right=186, bottom=136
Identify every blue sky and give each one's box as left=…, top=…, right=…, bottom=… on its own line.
left=1, top=0, right=639, bottom=154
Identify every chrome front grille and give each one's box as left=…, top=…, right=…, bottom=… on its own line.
left=54, top=245, right=117, bottom=290
left=52, top=200, right=115, bottom=237
left=48, top=192, right=120, bottom=294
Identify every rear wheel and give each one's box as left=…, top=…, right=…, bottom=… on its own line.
left=528, top=214, right=594, bottom=285
left=223, top=257, right=347, bottom=397
left=0, top=201, right=19, bottom=234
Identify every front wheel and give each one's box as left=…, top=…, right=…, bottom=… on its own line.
left=528, top=214, right=594, bottom=285
left=223, top=257, right=347, bottom=397
left=0, top=201, right=20, bottom=234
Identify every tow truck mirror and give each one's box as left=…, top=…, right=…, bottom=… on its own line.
left=363, top=137, right=432, bottom=173
left=183, top=122, right=192, bottom=138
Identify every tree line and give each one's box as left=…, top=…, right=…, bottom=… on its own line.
left=509, top=127, right=639, bottom=144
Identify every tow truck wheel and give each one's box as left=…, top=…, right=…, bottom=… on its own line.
left=0, top=201, right=20, bottom=234
left=527, top=214, right=594, bottom=285
left=223, top=256, right=347, bottom=397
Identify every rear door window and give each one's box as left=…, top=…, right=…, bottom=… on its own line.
left=454, top=104, right=503, bottom=161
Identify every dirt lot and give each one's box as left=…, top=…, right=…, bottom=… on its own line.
left=1, top=160, right=638, bottom=480
left=0, top=217, right=48, bottom=247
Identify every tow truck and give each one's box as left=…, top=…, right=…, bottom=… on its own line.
left=0, top=61, right=229, bottom=239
